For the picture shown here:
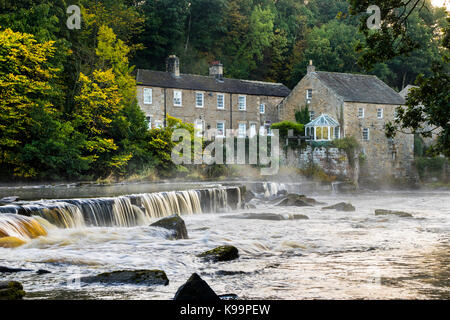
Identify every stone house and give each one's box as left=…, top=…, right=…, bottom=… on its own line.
left=278, top=62, right=415, bottom=181
left=136, top=56, right=290, bottom=137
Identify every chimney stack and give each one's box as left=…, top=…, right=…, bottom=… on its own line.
left=307, top=60, right=316, bottom=74
left=209, top=61, right=223, bottom=81
left=166, top=55, right=180, bottom=77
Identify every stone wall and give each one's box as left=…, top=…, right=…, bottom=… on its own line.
left=299, top=146, right=350, bottom=178
left=137, top=86, right=283, bottom=132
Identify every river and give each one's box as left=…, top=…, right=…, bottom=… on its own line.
left=0, top=182, right=449, bottom=300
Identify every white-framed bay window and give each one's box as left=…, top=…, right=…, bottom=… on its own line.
left=143, top=88, right=152, bottom=105
left=173, top=90, right=182, bottom=106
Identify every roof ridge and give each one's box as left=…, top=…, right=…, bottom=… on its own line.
left=316, top=71, right=378, bottom=78
left=137, top=69, right=287, bottom=87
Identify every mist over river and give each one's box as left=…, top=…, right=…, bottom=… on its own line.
left=0, top=182, right=449, bottom=300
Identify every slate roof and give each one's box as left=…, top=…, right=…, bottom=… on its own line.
left=315, top=72, right=405, bottom=105
left=136, top=69, right=291, bottom=97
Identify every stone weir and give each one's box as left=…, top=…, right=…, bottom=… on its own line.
left=0, top=186, right=245, bottom=231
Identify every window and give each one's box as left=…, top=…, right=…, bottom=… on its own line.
left=195, top=119, right=204, bottom=137
left=309, top=111, right=315, bottom=121
left=363, top=128, right=370, bottom=141
left=334, top=126, right=340, bottom=139
left=173, top=90, right=182, bottom=106
left=238, top=96, right=246, bottom=111
left=217, top=94, right=225, bottom=109
left=259, top=103, right=265, bottom=114
left=259, top=126, right=266, bottom=136
left=377, top=108, right=383, bottom=119
left=216, top=121, right=225, bottom=137
left=306, top=89, right=313, bottom=101
left=143, top=88, right=152, bottom=104
left=358, top=107, right=365, bottom=118
left=145, top=116, right=152, bottom=129
left=196, top=92, right=204, bottom=108
left=238, top=123, right=246, bottom=137
left=155, top=120, right=163, bottom=129
left=250, top=123, right=257, bottom=138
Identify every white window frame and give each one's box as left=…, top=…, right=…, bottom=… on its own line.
left=259, top=103, right=265, bottom=114
left=306, top=89, right=312, bottom=100
left=145, top=115, right=153, bottom=130
left=309, top=111, right=315, bottom=121
left=143, top=88, right=152, bottom=105
left=358, top=107, right=365, bottom=118
left=173, top=90, right=182, bottom=107
left=195, top=119, right=204, bottom=137
left=377, top=108, right=383, bottom=119
left=249, top=123, right=257, bottom=138
left=196, top=92, right=204, bottom=108
left=363, top=128, right=370, bottom=141
left=238, top=123, right=247, bottom=138
left=259, top=126, right=266, bottom=136
left=155, top=120, right=163, bottom=129
left=217, top=94, right=225, bottom=109
left=216, top=121, right=225, bottom=138
left=238, top=95, right=246, bottom=111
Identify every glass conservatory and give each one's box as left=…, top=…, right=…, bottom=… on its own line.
left=305, top=114, right=340, bottom=141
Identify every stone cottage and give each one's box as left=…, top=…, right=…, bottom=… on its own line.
left=278, top=61, right=415, bottom=181
left=136, top=55, right=290, bottom=137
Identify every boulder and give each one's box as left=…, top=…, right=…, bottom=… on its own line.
left=0, top=266, right=32, bottom=273
left=198, top=245, right=239, bottom=262
left=375, top=209, right=412, bottom=218
left=244, top=190, right=256, bottom=203
left=174, top=273, right=220, bottom=301
left=222, top=212, right=309, bottom=221
left=0, top=196, right=19, bottom=206
left=0, top=281, right=26, bottom=300
left=275, top=194, right=313, bottom=207
left=150, top=214, right=188, bottom=240
left=81, top=270, right=169, bottom=286
left=322, top=202, right=356, bottom=212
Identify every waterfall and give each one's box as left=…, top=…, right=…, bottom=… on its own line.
left=263, top=182, right=287, bottom=198
left=0, top=186, right=243, bottom=232
left=0, top=213, right=48, bottom=241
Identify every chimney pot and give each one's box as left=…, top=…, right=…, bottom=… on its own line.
left=307, top=60, right=316, bottom=74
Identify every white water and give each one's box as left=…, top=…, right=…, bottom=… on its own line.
left=0, top=187, right=449, bottom=300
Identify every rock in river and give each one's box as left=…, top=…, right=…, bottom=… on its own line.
left=275, top=194, right=316, bottom=207
left=222, top=212, right=309, bottom=221
left=375, top=209, right=413, bottom=218
left=81, top=270, right=169, bottom=286
left=198, top=245, right=239, bottom=262
left=174, top=273, right=220, bottom=301
left=150, top=214, right=188, bottom=240
left=0, top=196, right=19, bottom=206
left=322, top=202, right=355, bottom=212
left=0, top=281, right=26, bottom=300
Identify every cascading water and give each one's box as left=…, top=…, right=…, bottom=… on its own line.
left=0, top=186, right=243, bottom=247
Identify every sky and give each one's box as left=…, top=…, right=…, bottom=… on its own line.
left=431, top=0, right=450, bottom=10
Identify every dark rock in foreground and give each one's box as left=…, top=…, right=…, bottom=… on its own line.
left=198, top=245, right=239, bottom=262
left=81, top=270, right=169, bottom=286
left=174, top=273, right=220, bottom=301
left=36, top=269, right=51, bottom=275
left=322, top=202, right=355, bottom=212
left=375, top=209, right=413, bottom=218
left=222, top=212, right=309, bottom=221
left=150, top=214, right=188, bottom=240
left=0, top=281, right=26, bottom=300
left=0, top=266, right=32, bottom=273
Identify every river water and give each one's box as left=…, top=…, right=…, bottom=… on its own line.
left=0, top=182, right=449, bottom=300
